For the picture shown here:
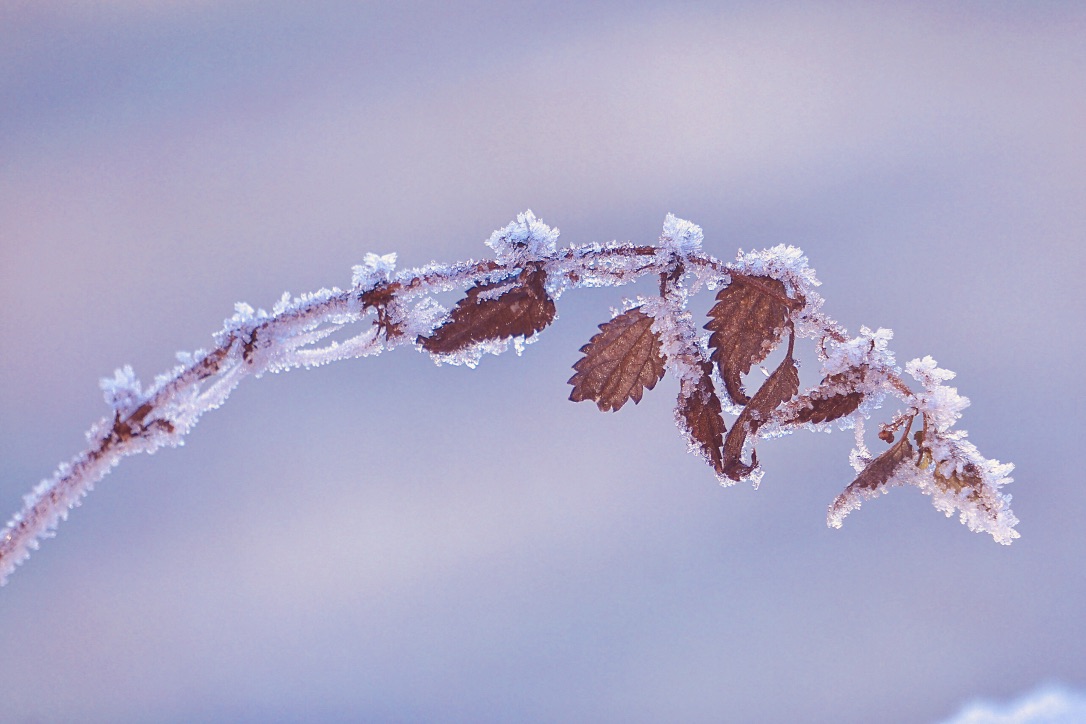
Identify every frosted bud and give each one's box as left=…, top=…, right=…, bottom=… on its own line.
left=100, top=364, right=143, bottom=412
left=485, top=210, right=559, bottom=263
left=905, top=355, right=956, bottom=386
left=660, top=213, right=703, bottom=255
left=352, top=252, right=398, bottom=290
left=906, top=356, right=970, bottom=432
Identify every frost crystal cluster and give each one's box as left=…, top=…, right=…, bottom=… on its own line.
left=0, top=212, right=1018, bottom=586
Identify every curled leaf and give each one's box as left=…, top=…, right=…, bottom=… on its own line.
left=926, top=440, right=1018, bottom=544
left=568, top=307, right=666, bottom=412
left=722, top=333, right=800, bottom=480
left=705, top=274, right=803, bottom=405
left=420, top=267, right=555, bottom=354
left=676, top=361, right=727, bottom=474
left=934, top=461, right=984, bottom=494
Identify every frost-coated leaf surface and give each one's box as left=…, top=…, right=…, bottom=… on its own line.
left=705, top=274, right=802, bottom=405
left=847, top=435, right=915, bottom=495
left=676, top=361, right=727, bottom=474
left=421, top=267, right=555, bottom=354
left=722, top=336, right=800, bottom=480
left=784, top=371, right=864, bottom=425
left=569, top=307, right=666, bottom=412
left=828, top=430, right=915, bottom=525
left=931, top=457, right=1014, bottom=539
left=935, top=461, right=984, bottom=494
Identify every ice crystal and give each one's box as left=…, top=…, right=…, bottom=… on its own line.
left=351, top=252, right=398, bottom=290
left=99, top=365, right=143, bottom=414
left=660, top=213, right=704, bottom=256
left=485, top=209, right=559, bottom=263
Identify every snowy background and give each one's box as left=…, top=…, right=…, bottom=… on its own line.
left=2, top=2, right=1084, bottom=722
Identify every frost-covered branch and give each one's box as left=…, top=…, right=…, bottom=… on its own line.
left=0, top=211, right=1018, bottom=586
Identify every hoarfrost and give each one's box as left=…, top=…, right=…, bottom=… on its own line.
left=271, top=291, right=293, bottom=316
left=823, top=327, right=896, bottom=375
left=849, top=418, right=872, bottom=473
left=485, top=210, right=559, bottom=263
left=660, top=213, right=703, bottom=256
left=100, top=365, right=143, bottom=413
left=427, top=336, right=508, bottom=369
left=352, top=252, right=398, bottom=290
left=732, top=244, right=819, bottom=295
left=402, top=297, right=448, bottom=340
left=906, top=355, right=970, bottom=432
left=645, top=296, right=710, bottom=390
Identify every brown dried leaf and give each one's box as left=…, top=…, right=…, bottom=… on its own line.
left=847, top=436, right=915, bottom=495
left=828, top=422, right=916, bottom=525
left=935, top=462, right=984, bottom=495
left=782, top=371, right=864, bottom=426
left=721, top=335, right=800, bottom=480
left=705, top=274, right=803, bottom=405
left=568, top=307, right=666, bottom=412
left=931, top=456, right=1007, bottom=532
left=677, top=362, right=727, bottom=474
left=420, top=267, right=555, bottom=354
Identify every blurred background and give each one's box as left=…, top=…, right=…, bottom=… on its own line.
left=2, top=2, right=1084, bottom=722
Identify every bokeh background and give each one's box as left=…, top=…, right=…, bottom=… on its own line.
left=2, top=2, right=1084, bottom=722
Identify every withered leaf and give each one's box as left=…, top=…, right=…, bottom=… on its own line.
left=934, top=461, right=984, bottom=495
left=568, top=307, right=666, bottom=412
left=420, top=267, right=555, bottom=354
left=916, top=432, right=1015, bottom=540
left=677, top=362, right=727, bottom=474
left=721, top=335, right=800, bottom=480
left=828, top=422, right=916, bottom=524
left=932, top=458, right=1005, bottom=528
left=847, top=435, right=915, bottom=495
left=705, top=274, right=803, bottom=405
left=782, top=371, right=864, bottom=426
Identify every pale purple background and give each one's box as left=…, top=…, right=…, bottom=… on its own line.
left=2, top=3, right=1084, bottom=722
